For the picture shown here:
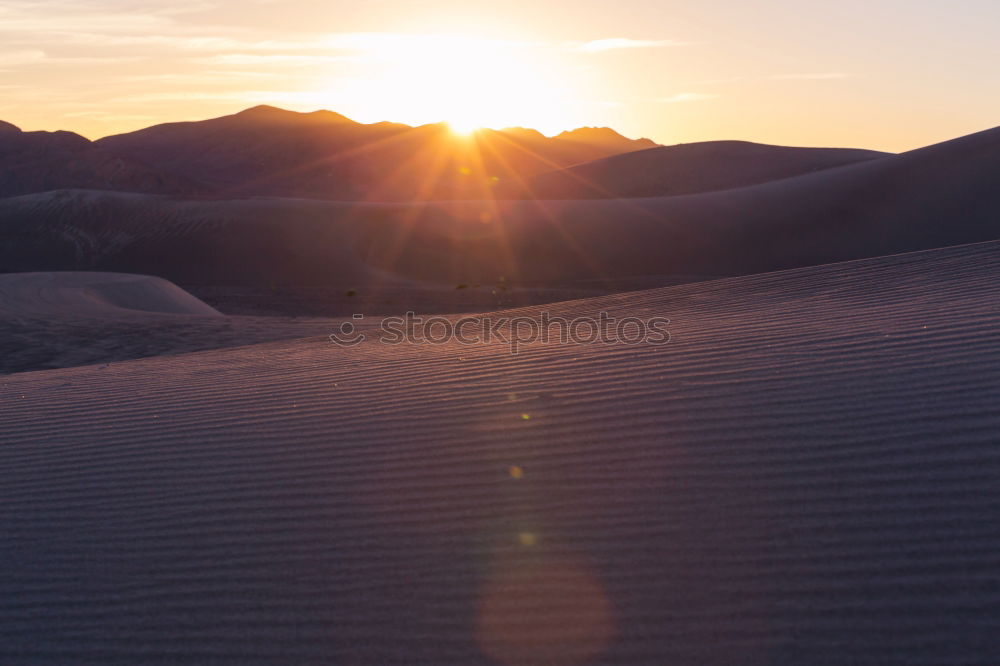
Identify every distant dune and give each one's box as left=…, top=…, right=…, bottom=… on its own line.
left=502, top=140, right=890, bottom=199
left=0, top=271, right=222, bottom=318
left=2, top=125, right=999, bottom=293
left=3, top=240, right=1000, bottom=662
left=0, top=271, right=344, bottom=374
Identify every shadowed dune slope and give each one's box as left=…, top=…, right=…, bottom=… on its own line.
left=2, top=125, right=999, bottom=289
left=502, top=140, right=890, bottom=199
left=2, top=240, right=1000, bottom=664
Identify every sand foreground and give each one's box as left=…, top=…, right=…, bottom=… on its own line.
left=2, top=241, right=1000, bottom=664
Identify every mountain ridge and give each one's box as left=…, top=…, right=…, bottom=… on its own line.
left=0, top=106, right=660, bottom=201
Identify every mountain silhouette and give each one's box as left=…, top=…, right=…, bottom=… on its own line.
left=92, top=106, right=658, bottom=200
left=0, top=122, right=202, bottom=198
left=1, top=106, right=902, bottom=203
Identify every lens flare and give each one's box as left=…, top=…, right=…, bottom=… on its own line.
left=476, top=553, right=616, bottom=666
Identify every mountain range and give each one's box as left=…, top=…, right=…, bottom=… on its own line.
left=0, top=119, right=202, bottom=199
left=1, top=106, right=661, bottom=201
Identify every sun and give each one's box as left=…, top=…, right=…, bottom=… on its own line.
left=321, top=32, right=585, bottom=135
left=448, top=119, right=481, bottom=136
left=386, top=34, right=543, bottom=131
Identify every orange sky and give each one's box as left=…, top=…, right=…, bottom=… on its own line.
left=2, top=0, right=999, bottom=151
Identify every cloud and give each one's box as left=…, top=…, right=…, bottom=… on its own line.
left=575, top=38, right=686, bottom=52
left=771, top=72, right=849, bottom=80
left=316, top=32, right=538, bottom=57
left=0, top=49, right=137, bottom=67
left=202, top=53, right=362, bottom=66
left=116, top=70, right=285, bottom=83
left=0, top=1, right=684, bottom=70
left=62, top=110, right=156, bottom=121
left=660, top=92, right=719, bottom=104
left=0, top=50, right=46, bottom=66
left=0, top=8, right=171, bottom=35
left=110, top=90, right=322, bottom=105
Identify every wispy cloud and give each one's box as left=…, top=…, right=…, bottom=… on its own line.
left=771, top=72, right=849, bottom=80
left=110, top=90, right=322, bottom=105
left=575, top=38, right=687, bottom=53
left=660, top=92, right=719, bottom=104
left=116, top=70, right=286, bottom=83
left=316, top=32, right=540, bottom=57
left=0, top=5, right=174, bottom=35
left=62, top=110, right=158, bottom=122
left=0, top=50, right=46, bottom=66
left=0, top=2, right=706, bottom=136
left=0, top=49, right=138, bottom=67
left=202, top=53, right=362, bottom=66
left=0, top=0, right=685, bottom=68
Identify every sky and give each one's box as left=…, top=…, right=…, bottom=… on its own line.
left=1, top=0, right=998, bottom=151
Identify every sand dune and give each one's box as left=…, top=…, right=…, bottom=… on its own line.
left=0, top=270, right=675, bottom=374
left=0, top=271, right=349, bottom=374
left=2, top=125, right=999, bottom=292
left=502, top=140, right=889, bottom=199
left=2, top=240, right=999, bottom=663
left=0, top=272, right=222, bottom=318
